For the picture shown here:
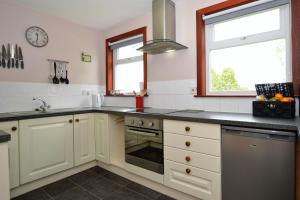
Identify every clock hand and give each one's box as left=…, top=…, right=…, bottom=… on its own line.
left=36, top=33, right=39, bottom=43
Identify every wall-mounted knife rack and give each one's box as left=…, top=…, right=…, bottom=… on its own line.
left=0, top=43, right=25, bottom=69
left=47, top=59, right=70, bottom=84
left=47, top=59, right=69, bottom=64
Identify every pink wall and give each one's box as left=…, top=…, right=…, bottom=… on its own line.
left=0, top=1, right=105, bottom=85
left=104, top=0, right=224, bottom=82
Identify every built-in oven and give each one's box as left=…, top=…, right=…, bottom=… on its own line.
left=125, top=116, right=163, bottom=174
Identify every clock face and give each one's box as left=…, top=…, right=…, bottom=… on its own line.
left=25, top=26, right=48, bottom=47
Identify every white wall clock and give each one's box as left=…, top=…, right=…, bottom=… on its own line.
left=25, top=26, right=49, bottom=47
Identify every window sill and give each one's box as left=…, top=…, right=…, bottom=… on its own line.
left=194, top=95, right=256, bottom=98
left=105, top=95, right=148, bottom=97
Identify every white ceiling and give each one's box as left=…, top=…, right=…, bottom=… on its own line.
left=12, top=0, right=152, bottom=30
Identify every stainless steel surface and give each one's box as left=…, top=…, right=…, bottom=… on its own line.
left=125, top=115, right=164, bottom=174
left=32, top=97, right=51, bottom=112
left=125, top=115, right=163, bottom=130
left=15, top=44, right=18, bottom=68
left=138, top=0, right=187, bottom=54
left=18, top=46, right=24, bottom=69
left=7, top=43, right=11, bottom=68
left=222, top=126, right=295, bottom=200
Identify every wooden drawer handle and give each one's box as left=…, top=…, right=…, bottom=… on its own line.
left=69, top=119, right=73, bottom=123
left=185, top=156, right=191, bottom=162
left=11, top=127, right=17, bottom=131
left=185, top=141, right=191, bottom=147
left=75, top=119, right=79, bottom=122
left=185, top=126, right=190, bottom=132
left=186, top=168, right=191, bottom=174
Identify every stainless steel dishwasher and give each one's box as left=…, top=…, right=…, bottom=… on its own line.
left=222, top=126, right=295, bottom=200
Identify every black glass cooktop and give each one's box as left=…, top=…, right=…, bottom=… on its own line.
left=128, top=108, right=177, bottom=115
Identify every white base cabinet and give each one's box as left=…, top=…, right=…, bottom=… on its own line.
left=0, top=121, right=19, bottom=189
left=94, top=114, right=109, bottom=163
left=19, top=116, right=74, bottom=184
left=164, top=120, right=221, bottom=200
left=164, top=160, right=221, bottom=200
left=74, top=114, right=95, bottom=166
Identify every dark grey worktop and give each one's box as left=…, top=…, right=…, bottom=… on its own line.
left=0, top=130, right=11, bottom=143
left=0, top=106, right=299, bottom=135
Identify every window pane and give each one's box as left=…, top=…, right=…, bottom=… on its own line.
left=115, top=61, right=143, bottom=93
left=117, top=42, right=143, bottom=60
left=209, top=39, right=287, bottom=92
left=214, top=8, right=280, bottom=41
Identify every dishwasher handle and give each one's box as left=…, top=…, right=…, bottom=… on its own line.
left=222, top=126, right=296, bottom=141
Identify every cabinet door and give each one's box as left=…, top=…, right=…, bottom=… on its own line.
left=0, top=121, right=19, bottom=189
left=164, top=160, right=221, bottom=200
left=94, top=114, right=109, bottom=163
left=19, top=116, right=74, bottom=184
left=74, top=114, right=95, bottom=166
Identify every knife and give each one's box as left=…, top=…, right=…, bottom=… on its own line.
left=11, top=44, right=15, bottom=68
left=15, top=44, right=19, bottom=69
left=19, top=47, right=24, bottom=69
left=7, top=44, right=11, bottom=68
left=2, top=45, right=6, bottom=68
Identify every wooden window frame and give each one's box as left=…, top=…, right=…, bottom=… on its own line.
left=196, top=0, right=300, bottom=97
left=106, top=27, right=147, bottom=96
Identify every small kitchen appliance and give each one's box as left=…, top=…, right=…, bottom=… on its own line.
left=92, top=93, right=104, bottom=107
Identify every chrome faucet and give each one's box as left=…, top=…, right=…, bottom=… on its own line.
left=32, top=97, right=51, bottom=112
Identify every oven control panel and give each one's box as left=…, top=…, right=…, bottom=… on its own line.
left=125, top=116, right=163, bottom=130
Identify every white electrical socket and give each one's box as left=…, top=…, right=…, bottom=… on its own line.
left=190, top=87, right=197, bottom=95
left=81, top=89, right=91, bottom=96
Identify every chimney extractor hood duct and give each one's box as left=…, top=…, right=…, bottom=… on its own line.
left=137, top=0, right=188, bottom=54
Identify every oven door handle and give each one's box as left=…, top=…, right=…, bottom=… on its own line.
left=127, top=129, right=159, bottom=137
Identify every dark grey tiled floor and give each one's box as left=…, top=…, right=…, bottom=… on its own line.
left=12, top=167, right=176, bottom=200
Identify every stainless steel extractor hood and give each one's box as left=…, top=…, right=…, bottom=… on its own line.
left=137, top=0, right=188, bottom=54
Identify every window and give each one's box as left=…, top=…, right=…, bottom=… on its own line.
left=114, top=41, right=144, bottom=93
left=206, top=5, right=290, bottom=95
left=106, top=27, right=147, bottom=96
left=196, top=0, right=299, bottom=96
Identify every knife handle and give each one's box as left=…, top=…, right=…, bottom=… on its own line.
left=16, top=60, right=19, bottom=68
left=2, top=59, right=5, bottom=68
left=21, top=61, right=24, bottom=69
left=7, top=59, right=10, bottom=68
left=11, top=58, right=14, bottom=68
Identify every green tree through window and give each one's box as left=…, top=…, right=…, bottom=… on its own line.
left=211, top=68, right=246, bottom=91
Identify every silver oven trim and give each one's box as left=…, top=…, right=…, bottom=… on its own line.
left=126, top=127, right=162, bottom=137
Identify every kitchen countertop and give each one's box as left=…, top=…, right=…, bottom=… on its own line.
left=0, top=130, right=11, bottom=143
left=0, top=106, right=299, bottom=136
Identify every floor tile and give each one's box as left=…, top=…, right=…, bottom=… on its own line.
left=42, top=178, right=76, bottom=197
left=54, top=187, right=99, bottom=200
left=103, top=172, right=132, bottom=186
left=126, top=182, right=161, bottom=199
left=68, top=168, right=102, bottom=186
left=156, top=194, right=176, bottom=200
left=103, top=188, right=150, bottom=200
left=12, top=189, right=51, bottom=200
left=92, top=166, right=111, bottom=176
left=81, top=176, right=122, bottom=199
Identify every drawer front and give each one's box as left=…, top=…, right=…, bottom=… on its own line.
left=164, top=120, right=221, bottom=140
left=164, top=132, right=221, bottom=156
left=164, top=160, right=221, bottom=200
left=164, top=146, right=221, bottom=173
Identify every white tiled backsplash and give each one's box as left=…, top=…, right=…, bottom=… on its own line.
left=104, top=79, right=300, bottom=115
left=0, top=82, right=104, bottom=113
left=0, top=80, right=299, bottom=115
